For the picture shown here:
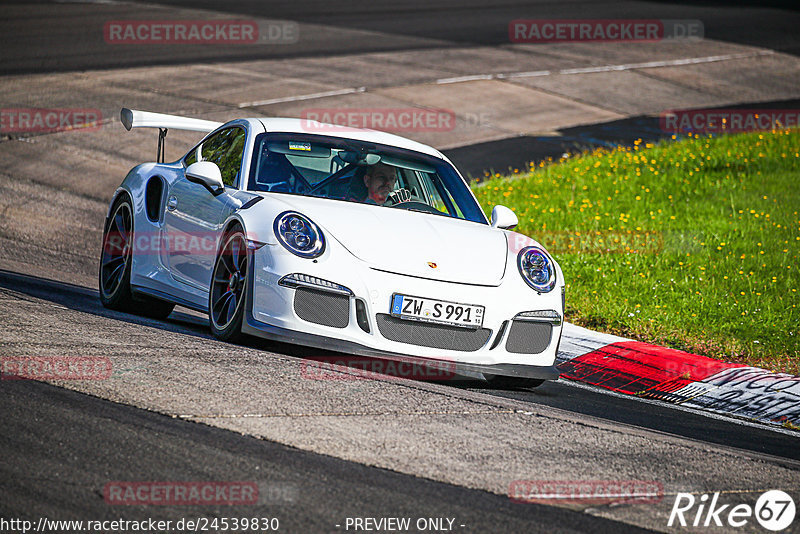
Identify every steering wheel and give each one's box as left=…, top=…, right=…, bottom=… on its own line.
left=388, top=200, right=442, bottom=215
left=384, top=188, right=413, bottom=206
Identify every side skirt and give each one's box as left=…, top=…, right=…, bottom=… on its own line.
left=131, top=285, right=209, bottom=314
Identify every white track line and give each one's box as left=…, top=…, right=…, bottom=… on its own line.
left=238, top=87, right=366, bottom=108
left=502, top=70, right=552, bottom=79
left=556, top=51, right=774, bottom=75
left=437, top=50, right=774, bottom=84
left=434, top=74, right=495, bottom=84
left=235, top=51, right=772, bottom=107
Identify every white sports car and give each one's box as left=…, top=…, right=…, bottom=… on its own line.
left=100, top=108, right=564, bottom=387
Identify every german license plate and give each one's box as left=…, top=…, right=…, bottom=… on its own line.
left=390, top=293, right=484, bottom=328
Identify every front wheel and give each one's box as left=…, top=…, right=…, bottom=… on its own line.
left=209, top=227, right=249, bottom=342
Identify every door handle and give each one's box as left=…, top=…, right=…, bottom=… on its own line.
left=167, top=196, right=178, bottom=211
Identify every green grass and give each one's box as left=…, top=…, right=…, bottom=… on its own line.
left=472, top=129, right=800, bottom=374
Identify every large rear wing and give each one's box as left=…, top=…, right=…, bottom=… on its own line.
left=120, top=108, right=223, bottom=163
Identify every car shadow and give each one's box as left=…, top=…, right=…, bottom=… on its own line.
left=0, top=268, right=213, bottom=338
left=1, top=268, right=523, bottom=389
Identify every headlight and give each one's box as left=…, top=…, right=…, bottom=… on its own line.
left=517, top=246, right=556, bottom=293
left=273, top=211, right=325, bottom=258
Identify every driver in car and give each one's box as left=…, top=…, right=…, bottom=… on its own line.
left=362, top=163, right=411, bottom=205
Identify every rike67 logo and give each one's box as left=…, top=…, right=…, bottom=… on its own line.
left=668, top=490, right=796, bottom=531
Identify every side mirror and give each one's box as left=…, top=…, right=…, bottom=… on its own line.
left=490, top=205, right=518, bottom=230
left=186, top=161, right=224, bottom=195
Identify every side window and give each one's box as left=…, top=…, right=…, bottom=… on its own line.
left=199, top=127, right=246, bottom=187
left=416, top=171, right=462, bottom=218
left=183, top=148, right=197, bottom=166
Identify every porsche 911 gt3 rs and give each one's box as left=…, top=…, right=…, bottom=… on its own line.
left=99, top=108, right=564, bottom=387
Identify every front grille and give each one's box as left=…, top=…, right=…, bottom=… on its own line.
left=293, top=287, right=349, bottom=328
left=375, top=314, right=491, bottom=351
left=505, top=321, right=552, bottom=354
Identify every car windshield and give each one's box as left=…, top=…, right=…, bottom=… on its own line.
left=246, top=133, right=487, bottom=224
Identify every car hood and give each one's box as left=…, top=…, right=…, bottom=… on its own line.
left=267, top=194, right=508, bottom=286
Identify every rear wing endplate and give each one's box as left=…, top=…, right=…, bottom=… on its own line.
left=120, top=108, right=223, bottom=163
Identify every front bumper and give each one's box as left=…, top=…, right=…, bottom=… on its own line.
left=242, top=311, right=560, bottom=380
left=242, top=243, right=563, bottom=380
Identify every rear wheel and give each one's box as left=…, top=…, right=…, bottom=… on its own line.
left=99, top=196, right=174, bottom=319
left=209, top=227, right=248, bottom=342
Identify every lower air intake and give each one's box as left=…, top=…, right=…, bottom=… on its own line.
left=293, top=287, right=349, bottom=328
left=375, top=314, right=491, bottom=352
left=505, top=321, right=552, bottom=354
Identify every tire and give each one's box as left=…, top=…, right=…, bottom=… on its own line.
left=99, top=195, right=174, bottom=319
left=209, top=226, right=248, bottom=343
left=485, top=375, right=545, bottom=390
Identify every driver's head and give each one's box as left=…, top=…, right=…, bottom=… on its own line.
left=363, top=163, right=397, bottom=204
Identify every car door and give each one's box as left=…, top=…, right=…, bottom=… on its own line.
left=163, top=126, right=246, bottom=290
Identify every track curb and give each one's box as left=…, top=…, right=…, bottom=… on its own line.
left=558, top=323, right=800, bottom=428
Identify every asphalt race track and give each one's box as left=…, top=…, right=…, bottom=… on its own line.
left=2, top=269, right=799, bottom=533
left=2, top=378, right=645, bottom=534
left=1, top=1, right=799, bottom=532
left=3, top=268, right=800, bottom=461
left=1, top=0, right=798, bottom=74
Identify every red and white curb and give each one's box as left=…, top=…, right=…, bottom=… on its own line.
left=558, top=323, right=800, bottom=428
